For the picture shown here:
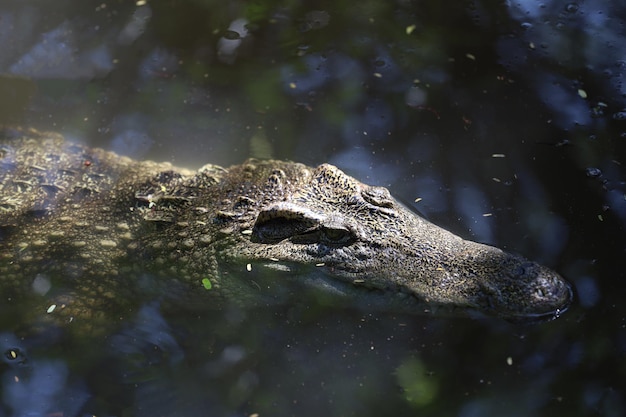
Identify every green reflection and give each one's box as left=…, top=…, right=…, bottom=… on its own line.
left=396, top=356, right=438, bottom=408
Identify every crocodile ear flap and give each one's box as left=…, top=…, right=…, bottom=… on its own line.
left=252, top=202, right=323, bottom=244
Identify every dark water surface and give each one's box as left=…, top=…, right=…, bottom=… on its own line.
left=1, top=0, right=625, bottom=416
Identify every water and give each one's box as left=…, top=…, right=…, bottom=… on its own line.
left=1, top=0, right=625, bottom=416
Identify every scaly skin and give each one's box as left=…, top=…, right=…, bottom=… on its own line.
left=0, top=128, right=572, bottom=332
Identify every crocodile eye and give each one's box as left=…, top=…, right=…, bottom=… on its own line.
left=253, top=218, right=317, bottom=243
left=252, top=202, right=322, bottom=244
left=321, top=226, right=355, bottom=245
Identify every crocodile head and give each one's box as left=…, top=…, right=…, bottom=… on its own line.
left=237, top=163, right=572, bottom=321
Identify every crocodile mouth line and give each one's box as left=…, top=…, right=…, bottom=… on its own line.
left=255, top=260, right=572, bottom=322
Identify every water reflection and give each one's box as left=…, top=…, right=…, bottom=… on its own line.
left=1, top=333, right=89, bottom=416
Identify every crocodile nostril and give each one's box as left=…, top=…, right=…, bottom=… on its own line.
left=513, top=264, right=527, bottom=277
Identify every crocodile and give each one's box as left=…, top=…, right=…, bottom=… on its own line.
left=0, top=128, right=572, bottom=333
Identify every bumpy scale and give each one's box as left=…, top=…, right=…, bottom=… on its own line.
left=0, top=128, right=572, bottom=333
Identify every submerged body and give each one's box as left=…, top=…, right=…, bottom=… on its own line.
left=0, top=128, right=572, bottom=330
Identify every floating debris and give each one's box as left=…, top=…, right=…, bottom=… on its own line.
left=201, top=278, right=212, bottom=290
